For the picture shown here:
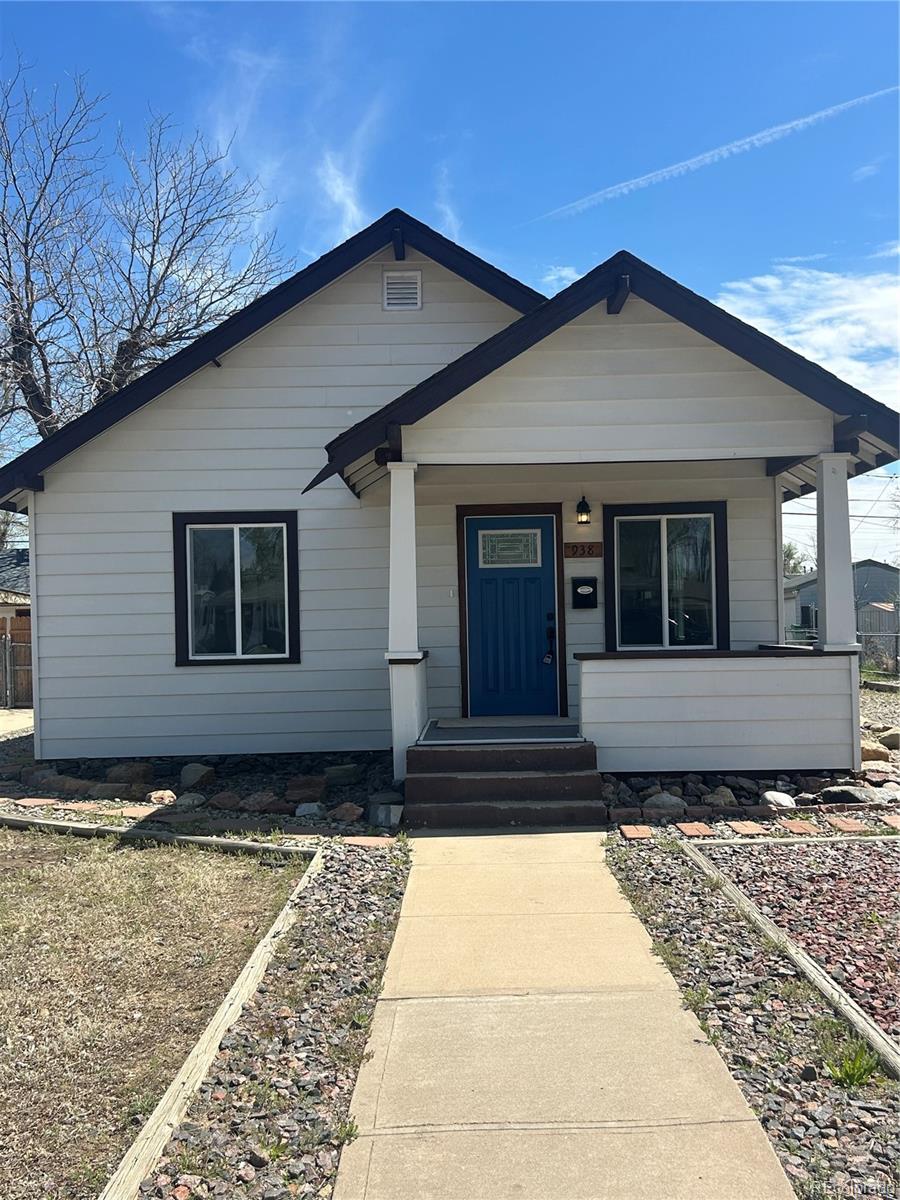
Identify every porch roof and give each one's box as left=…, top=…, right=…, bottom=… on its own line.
left=304, top=249, right=898, bottom=497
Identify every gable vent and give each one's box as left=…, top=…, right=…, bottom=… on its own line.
left=383, top=270, right=422, bottom=310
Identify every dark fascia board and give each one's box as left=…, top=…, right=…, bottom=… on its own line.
left=0, top=208, right=545, bottom=503
left=306, top=249, right=899, bottom=492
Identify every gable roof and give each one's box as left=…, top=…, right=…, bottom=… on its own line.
left=305, top=248, right=898, bottom=493
left=0, top=209, right=544, bottom=505
left=791, top=559, right=899, bottom=592
left=0, top=548, right=30, bottom=597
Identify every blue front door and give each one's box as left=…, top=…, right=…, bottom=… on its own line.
left=464, top=514, right=560, bottom=716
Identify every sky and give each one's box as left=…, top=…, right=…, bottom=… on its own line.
left=2, top=0, right=898, bottom=564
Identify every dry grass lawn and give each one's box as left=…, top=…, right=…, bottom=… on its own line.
left=0, top=828, right=304, bottom=1200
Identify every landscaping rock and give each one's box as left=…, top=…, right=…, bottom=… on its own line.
left=89, top=782, right=139, bottom=801
left=324, top=763, right=363, bottom=787
left=607, top=832, right=900, bottom=1195
left=242, top=790, right=293, bottom=815
left=710, top=786, right=739, bottom=807
left=642, top=792, right=686, bottom=818
left=146, top=789, right=177, bottom=806
left=149, top=841, right=409, bottom=1200
left=819, top=784, right=885, bottom=806
left=208, top=790, right=242, bottom=810
left=878, top=728, right=900, bottom=750
left=293, top=802, right=325, bottom=820
left=173, top=792, right=206, bottom=811
left=180, top=762, right=215, bottom=790
left=327, top=801, right=364, bottom=822
left=106, top=761, right=154, bottom=785
left=759, top=790, right=796, bottom=811
left=367, top=799, right=403, bottom=829
left=284, top=774, right=326, bottom=804
left=860, top=739, right=890, bottom=762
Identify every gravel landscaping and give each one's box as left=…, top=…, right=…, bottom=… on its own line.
left=607, top=834, right=900, bottom=1198
left=142, top=838, right=410, bottom=1200
left=704, top=839, right=900, bottom=1041
left=0, top=829, right=305, bottom=1200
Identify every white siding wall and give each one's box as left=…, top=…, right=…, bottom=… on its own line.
left=404, top=298, right=833, bottom=463
left=413, top=459, right=779, bottom=720
left=580, top=654, right=859, bottom=772
left=34, top=249, right=517, bottom=758
left=33, top=263, right=805, bottom=762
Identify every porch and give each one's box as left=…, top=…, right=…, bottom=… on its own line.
left=383, top=455, right=862, bottom=785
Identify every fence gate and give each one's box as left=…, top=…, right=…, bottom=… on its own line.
left=0, top=614, right=33, bottom=707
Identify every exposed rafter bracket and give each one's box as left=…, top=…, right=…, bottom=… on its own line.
left=833, top=414, right=867, bottom=454
left=766, top=455, right=811, bottom=478
left=374, top=421, right=403, bottom=466
left=606, top=273, right=631, bottom=315
left=391, top=226, right=405, bottom=261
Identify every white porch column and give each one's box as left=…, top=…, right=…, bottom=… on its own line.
left=815, top=453, right=858, bottom=650
left=387, top=461, right=419, bottom=654
left=386, top=461, right=427, bottom=782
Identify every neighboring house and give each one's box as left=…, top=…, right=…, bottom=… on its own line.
left=0, top=547, right=30, bottom=623
left=0, top=547, right=32, bottom=708
left=0, top=209, right=896, bottom=783
left=785, top=559, right=899, bottom=630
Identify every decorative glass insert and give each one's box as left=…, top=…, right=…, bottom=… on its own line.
left=479, top=529, right=541, bottom=568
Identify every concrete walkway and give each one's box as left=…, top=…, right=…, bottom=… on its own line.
left=334, top=830, right=794, bottom=1200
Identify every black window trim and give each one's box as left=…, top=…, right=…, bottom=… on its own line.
left=602, top=501, right=730, bottom=652
left=173, top=510, right=300, bottom=667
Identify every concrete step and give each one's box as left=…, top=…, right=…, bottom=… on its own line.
left=407, top=741, right=597, bottom=775
left=404, top=769, right=605, bottom=807
left=404, top=797, right=609, bottom=829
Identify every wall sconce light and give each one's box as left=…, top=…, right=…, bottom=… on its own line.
left=576, top=496, right=592, bottom=526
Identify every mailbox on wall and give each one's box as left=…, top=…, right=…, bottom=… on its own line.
left=571, top=576, right=598, bottom=609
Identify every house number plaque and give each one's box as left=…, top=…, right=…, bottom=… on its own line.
left=564, top=542, right=602, bottom=559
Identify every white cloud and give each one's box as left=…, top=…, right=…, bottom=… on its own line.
left=721, top=259, right=900, bottom=561
left=435, top=163, right=462, bottom=243
left=541, top=265, right=583, bottom=293
left=313, top=98, right=383, bottom=245
left=316, top=152, right=365, bottom=242
left=852, top=158, right=884, bottom=182
left=871, top=240, right=900, bottom=259
left=538, top=85, right=898, bottom=219
left=774, top=253, right=828, bottom=264
left=716, top=263, right=900, bottom=407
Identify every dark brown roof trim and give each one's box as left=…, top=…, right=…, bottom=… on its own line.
left=305, top=249, right=898, bottom=492
left=0, top=209, right=544, bottom=503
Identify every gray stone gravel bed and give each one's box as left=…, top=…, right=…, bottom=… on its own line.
left=607, top=834, right=900, bottom=1198
left=860, top=688, right=900, bottom=732
left=704, top=839, right=900, bottom=1040
left=141, top=839, right=410, bottom=1199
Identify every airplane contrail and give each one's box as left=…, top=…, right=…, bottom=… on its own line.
left=539, top=85, right=899, bottom=219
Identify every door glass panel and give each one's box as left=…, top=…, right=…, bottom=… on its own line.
left=239, top=526, right=287, bottom=655
left=190, top=527, right=236, bottom=656
left=617, top=520, right=662, bottom=646
left=667, top=516, right=714, bottom=646
left=479, top=529, right=541, bottom=568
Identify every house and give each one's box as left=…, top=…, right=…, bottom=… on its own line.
left=0, top=547, right=30, bottom=624
left=785, top=559, right=899, bottom=630
left=0, top=209, right=896, bottom=798
left=0, top=547, right=32, bottom=707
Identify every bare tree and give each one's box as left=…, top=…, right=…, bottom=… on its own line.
left=0, top=63, right=289, bottom=448
left=783, top=541, right=811, bottom=576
